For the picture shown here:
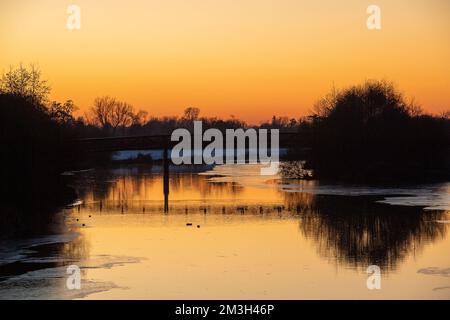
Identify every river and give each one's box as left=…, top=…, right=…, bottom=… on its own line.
left=0, top=163, right=449, bottom=299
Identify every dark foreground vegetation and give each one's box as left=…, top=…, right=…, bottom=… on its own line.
left=0, top=67, right=79, bottom=237
left=300, top=81, right=450, bottom=182
left=0, top=65, right=449, bottom=236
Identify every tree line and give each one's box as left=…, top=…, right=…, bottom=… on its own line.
left=0, top=64, right=307, bottom=138
left=1, top=64, right=449, bottom=182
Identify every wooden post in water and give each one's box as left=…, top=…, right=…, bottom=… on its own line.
left=163, top=146, right=170, bottom=213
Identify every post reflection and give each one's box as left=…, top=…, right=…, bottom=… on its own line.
left=70, top=165, right=450, bottom=273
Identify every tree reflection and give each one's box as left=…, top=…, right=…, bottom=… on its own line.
left=284, top=192, right=448, bottom=271
left=72, top=164, right=449, bottom=272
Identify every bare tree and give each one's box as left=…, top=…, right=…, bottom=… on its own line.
left=313, top=86, right=337, bottom=118
left=406, top=98, right=423, bottom=117
left=132, top=110, right=148, bottom=125
left=91, top=96, right=116, bottom=128
left=110, top=101, right=134, bottom=130
left=182, top=107, right=200, bottom=121
left=90, top=96, right=138, bottom=134
left=0, top=64, right=50, bottom=105
left=49, top=100, right=77, bottom=124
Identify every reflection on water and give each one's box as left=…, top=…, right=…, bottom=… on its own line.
left=289, top=194, right=447, bottom=271
left=1, top=163, right=450, bottom=299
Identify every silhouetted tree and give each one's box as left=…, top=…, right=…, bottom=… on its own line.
left=49, top=100, right=77, bottom=124
left=132, top=110, right=148, bottom=125
left=0, top=64, right=50, bottom=105
left=89, top=96, right=144, bottom=135
left=0, top=92, right=79, bottom=237
left=182, top=107, right=200, bottom=121
left=305, top=80, right=450, bottom=181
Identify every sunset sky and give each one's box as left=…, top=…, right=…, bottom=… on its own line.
left=1, top=0, right=449, bottom=123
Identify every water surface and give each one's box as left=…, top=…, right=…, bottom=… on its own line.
left=1, top=164, right=449, bottom=299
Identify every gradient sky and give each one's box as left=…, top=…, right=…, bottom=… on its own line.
left=1, top=0, right=449, bottom=123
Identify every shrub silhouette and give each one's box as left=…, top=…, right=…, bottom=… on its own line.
left=306, top=80, right=450, bottom=181
left=0, top=93, right=77, bottom=236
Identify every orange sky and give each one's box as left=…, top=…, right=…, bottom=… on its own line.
left=1, top=0, right=449, bottom=123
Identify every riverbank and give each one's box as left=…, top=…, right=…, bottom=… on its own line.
left=0, top=181, right=77, bottom=240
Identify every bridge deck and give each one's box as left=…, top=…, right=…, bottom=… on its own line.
left=70, top=132, right=304, bottom=152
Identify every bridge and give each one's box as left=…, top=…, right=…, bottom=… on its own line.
left=70, top=131, right=303, bottom=153
left=69, top=132, right=306, bottom=213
